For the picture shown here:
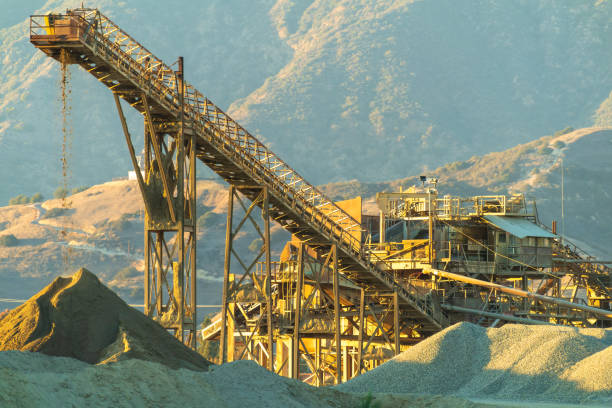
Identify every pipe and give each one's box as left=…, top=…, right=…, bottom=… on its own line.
left=440, top=304, right=553, bottom=325
left=428, top=268, right=612, bottom=319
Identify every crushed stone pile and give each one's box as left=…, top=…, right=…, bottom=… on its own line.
left=0, top=268, right=210, bottom=371
left=0, top=353, right=500, bottom=408
left=338, top=322, right=612, bottom=405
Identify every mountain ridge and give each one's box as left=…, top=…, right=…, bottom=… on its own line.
left=1, top=0, right=611, bottom=204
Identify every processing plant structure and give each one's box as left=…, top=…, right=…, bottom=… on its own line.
left=30, top=8, right=612, bottom=386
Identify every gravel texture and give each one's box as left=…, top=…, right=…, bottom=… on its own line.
left=338, top=322, right=612, bottom=405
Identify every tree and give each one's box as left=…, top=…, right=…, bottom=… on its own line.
left=8, top=194, right=28, bottom=205
left=71, top=186, right=89, bottom=195
left=30, top=193, right=44, bottom=203
left=53, top=186, right=69, bottom=199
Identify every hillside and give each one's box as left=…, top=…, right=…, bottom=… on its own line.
left=0, top=179, right=289, bottom=309
left=0, top=0, right=290, bottom=204
left=1, top=0, right=611, bottom=204
left=321, top=126, right=612, bottom=258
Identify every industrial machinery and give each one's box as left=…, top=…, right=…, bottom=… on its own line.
left=202, top=181, right=612, bottom=384
left=30, top=8, right=612, bottom=386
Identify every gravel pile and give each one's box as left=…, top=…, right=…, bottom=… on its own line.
left=0, top=352, right=504, bottom=408
left=0, top=268, right=210, bottom=370
left=338, top=322, right=612, bottom=405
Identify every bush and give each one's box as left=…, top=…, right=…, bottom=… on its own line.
left=0, top=234, right=18, bottom=247
left=43, top=208, right=69, bottom=218
left=552, top=140, right=566, bottom=149
left=108, top=217, right=131, bottom=232
left=553, top=127, right=574, bottom=137
left=30, top=193, right=44, bottom=203
left=71, top=186, right=89, bottom=195
left=8, top=193, right=45, bottom=205
left=537, top=146, right=553, bottom=155
left=8, top=194, right=29, bottom=205
left=53, top=186, right=69, bottom=199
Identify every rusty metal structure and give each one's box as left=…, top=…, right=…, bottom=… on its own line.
left=30, top=8, right=612, bottom=385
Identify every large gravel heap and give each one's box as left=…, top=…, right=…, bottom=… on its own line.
left=0, top=268, right=210, bottom=371
left=339, top=322, right=612, bottom=405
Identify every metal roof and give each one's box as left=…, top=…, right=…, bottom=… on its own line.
left=483, top=215, right=556, bottom=239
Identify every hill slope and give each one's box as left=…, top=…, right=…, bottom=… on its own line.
left=321, top=126, right=612, bottom=258
left=0, top=179, right=289, bottom=309
left=1, top=0, right=611, bottom=203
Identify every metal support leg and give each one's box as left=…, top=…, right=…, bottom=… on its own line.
left=394, top=291, right=400, bottom=355
left=332, top=244, right=342, bottom=384
left=357, top=288, right=365, bottom=375
left=263, top=187, right=274, bottom=372
left=292, top=243, right=304, bottom=379
left=220, top=185, right=234, bottom=363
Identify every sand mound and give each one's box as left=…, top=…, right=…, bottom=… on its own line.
left=0, top=268, right=210, bottom=371
left=339, top=322, right=612, bottom=405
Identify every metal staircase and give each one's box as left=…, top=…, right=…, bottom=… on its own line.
left=30, top=8, right=448, bottom=333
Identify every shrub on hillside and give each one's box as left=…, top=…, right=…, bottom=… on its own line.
left=552, top=140, right=566, bottom=149
left=71, top=186, right=89, bottom=195
left=8, top=194, right=29, bottom=205
left=0, top=234, right=18, bottom=247
left=30, top=193, right=44, bottom=203
left=107, top=215, right=131, bottom=233
left=9, top=193, right=44, bottom=205
left=43, top=208, right=69, bottom=218
left=537, top=146, right=553, bottom=155
left=553, top=127, right=574, bottom=137
left=53, top=187, right=69, bottom=199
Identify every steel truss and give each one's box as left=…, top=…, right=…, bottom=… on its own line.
left=113, top=58, right=197, bottom=347
left=217, top=230, right=426, bottom=384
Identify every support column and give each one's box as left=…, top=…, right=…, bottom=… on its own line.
left=263, top=188, right=274, bottom=372
left=394, top=291, right=400, bottom=356
left=220, top=185, right=234, bottom=363
left=220, top=186, right=275, bottom=370
left=379, top=210, right=385, bottom=245
left=332, top=244, right=342, bottom=384
left=292, top=243, right=304, bottom=379
left=357, top=288, right=365, bottom=375
left=114, top=66, right=197, bottom=348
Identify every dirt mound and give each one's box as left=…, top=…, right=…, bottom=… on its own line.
left=338, top=322, right=612, bottom=405
left=0, top=268, right=210, bottom=371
